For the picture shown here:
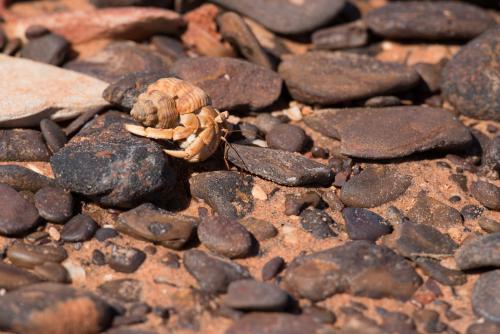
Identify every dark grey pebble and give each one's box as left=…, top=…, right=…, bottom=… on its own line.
left=342, top=207, right=392, bottom=241
left=0, top=184, right=40, bottom=237
left=34, top=186, right=73, bottom=223
left=61, top=214, right=98, bottom=242
left=40, top=118, right=67, bottom=153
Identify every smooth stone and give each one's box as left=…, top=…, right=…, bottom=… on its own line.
left=253, top=113, right=283, bottom=134
left=189, top=171, right=254, bottom=220
left=312, top=20, right=368, bottom=50
left=150, top=35, right=187, bottom=62
left=382, top=221, right=457, bottom=259
left=117, top=203, right=197, bottom=249
left=65, top=41, right=170, bottom=83
left=5, top=7, right=184, bottom=45
left=197, top=215, right=252, bottom=258
left=97, top=279, right=143, bottom=303
left=471, top=181, right=500, bottom=211
left=299, top=208, right=338, bottom=239
left=339, top=166, right=411, bottom=208
left=364, top=96, right=402, bottom=108
left=95, top=228, right=119, bottom=242
left=0, top=129, right=50, bottom=161
left=226, top=313, right=319, bottom=334
left=223, top=279, right=289, bottom=311
left=479, top=217, right=500, bottom=233
left=0, top=184, right=40, bottom=237
left=285, top=192, right=322, bottom=216
left=0, top=261, right=42, bottom=291
left=278, top=51, right=419, bottom=105
left=7, top=242, right=67, bottom=269
left=51, top=111, right=175, bottom=208
left=33, top=262, right=70, bottom=283
left=239, top=217, right=277, bottom=241
left=407, top=191, right=463, bottom=228
left=0, top=55, right=109, bottom=127
left=0, top=165, right=55, bottom=192
left=266, top=123, right=307, bottom=153
left=342, top=207, right=392, bottom=241
left=210, top=0, right=346, bottom=35
left=40, top=119, right=67, bottom=153
left=0, top=283, right=114, bottom=333
left=169, top=56, right=283, bottom=111
left=34, top=186, right=73, bottom=223
left=441, top=26, right=500, bottom=121
left=24, top=25, right=50, bottom=39
left=61, top=214, right=98, bottom=242
left=415, top=258, right=466, bottom=286
left=227, top=144, right=334, bottom=186
left=484, top=136, right=500, bottom=172
left=472, top=270, right=500, bottom=324
left=449, top=173, right=468, bottom=192
left=455, top=233, right=500, bottom=270
left=183, top=249, right=251, bottom=294
left=20, top=33, right=69, bottom=66
left=365, top=1, right=495, bottom=40
left=304, top=107, right=472, bottom=159
left=106, top=244, right=146, bottom=273
left=283, top=240, right=422, bottom=301
left=217, top=12, right=272, bottom=69
left=261, top=256, right=285, bottom=281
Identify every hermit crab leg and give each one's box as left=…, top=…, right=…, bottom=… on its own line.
left=172, top=114, right=200, bottom=141
left=124, top=124, right=175, bottom=140
left=164, top=124, right=217, bottom=162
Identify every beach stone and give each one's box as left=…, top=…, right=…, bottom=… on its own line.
left=226, top=313, right=319, bottom=334
left=339, top=166, right=411, bottom=208
left=266, top=124, right=308, bottom=152
left=0, top=55, right=109, bottom=127
left=40, top=119, right=67, bottom=153
left=415, top=258, right=467, bottom=286
left=33, top=262, right=70, bottom=284
left=0, top=165, right=55, bottom=192
left=239, top=217, right=277, bottom=241
left=34, top=187, right=73, bottom=224
left=190, top=171, right=254, bottom=220
left=7, top=242, right=68, bottom=269
left=0, top=129, right=50, bottom=161
left=210, top=0, right=346, bottom=35
left=97, top=279, right=143, bottom=304
left=169, top=56, right=283, bottom=111
left=479, top=217, right=500, bottom=234
left=472, top=270, right=500, bottom=324
left=304, top=107, right=472, bottom=159
left=261, top=257, right=285, bottom=281
left=51, top=112, right=175, bottom=208
left=61, top=214, right=98, bottom=242
left=484, top=136, right=500, bottom=172
left=407, top=191, right=464, bottom=228
left=0, top=283, right=115, bottom=333
left=5, top=7, right=184, bottom=45
left=312, top=20, right=368, bottom=51
left=471, top=181, right=500, bottom=211
left=65, top=41, right=170, bottom=83
left=300, top=208, right=338, bottom=239
left=116, top=203, right=197, bottom=249
left=0, top=261, right=42, bottom=291
left=227, top=144, right=333, bottom=186
left=223, top=279, right=289, bottom=311
left=106, top=244, right=146, bottom=273
left=150, top=35, right=186, bottom=62
left=183, top=250, right=251, bottom=294
left=24, top=25, right=50, bottom=39
left=342, top=207, right=392, bottom=241
left=365, top=1, right=495, bottom=40
left=455, top=233, right=500, bottom=270
left=20, top=33, right=70, bottom=66
left=278, top=52, right=419, bottom=105
left=0, top=184, right=40, bottom=237
left=254, top=113, right=283, bottom=134
left=364, top=96, right=402, bottom=108
left=283, top=240, right=422, bottom=301
left=441, top=26, right=500, bottom=121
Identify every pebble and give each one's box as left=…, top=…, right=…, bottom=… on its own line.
left=261, top=256, right=284, bottom=281
left=7, top=242, right=68, bottom=268
left=253, top=113, right=283, bottom=134
left=150, top=35, right=187, bottom=62
left=0, top=283, right=115, bottom=333
left=300, top=208, right=338, bottom=239
left=285, top=191, right=321, bottom=216
left=461, top=204, right=484, bottom=220
left=467, top=323, right=500, bottom=334
left=3, top=38, right=22, bottom=56
left=210, top=0, right=346, bottom=35
left=407, top=191, right=464, bottom=227
left=449, top=173, right=468, bottom=192
left=117, top=203, right=197, bottom=249
left=0, top=184, right=40, bottom=237
left=223, top=279, right=289, bottom=311
left=98, top=279, right=143, bottom=303
left=471, top=181, right=500, bottom=211
left=441, top=26, right=500, bottom=121
left=197, top=215, right=252, bottom=258
left=106, top=244, right=146, bottom=273
left=227, top=144, right=334, bottom=186
left=226, top=313, right=319, bottom=334
left=183, top=250, right=251, bottom=294
left=304, top=107, right=472, bottom=159
left=239, top=217, right=278, bottom=241
left=365, top=1, right=495, bottom=40
left=266, top=123, right=308, bottom=152
left=284, top=240, right=422, bottom=302
left=382, top=221, right=457, bottom=259
left=415, top=258, right=467, bottom=286
left=65, top=41, right=170, bottom=83
left=342, top=207, right=392, bottom=241
left=340, top=166, right=411, bottom=208
left=479, top=217, right=500, bottom=233
left=61, top=214, right=98, bottom=242
left=92, top=249, right=106, bottom=266
left=413, top=309, right=447, bottom=333
left=312, top=20, right=368, bottom=51
left=278, top=52, right=419, bottom=105
left=33, top=262, right=70, bottom=283
left=169, top=56, right=283, bottom=111
left=0, top=55, right=109, bottom=127
left=413, top=61, right=445, bottom=94
left=40, top=119, right=67, bottom=153
left=20, top=33, right=69, bottom=66
left=472, top=270, right=500, bottom=324
left=190, top=171, right=254, bottom=220
left=455, top=233, right=500, bottom=270
left=24, top=25, right=50, bottom=39
left=51, top=112, right=175, bottom=208
left=95, top=228, right=119, bottom=242
left=364, top=95, right=402, bottom=108
left=321, top=190, right=344, bottom=212
left=0, top=261, right=42, bottom=291
left=0, top=129, right=50, bottom=161
left=484, top=136, right=500, bottom=172
left=34, top=186, right=73, bottom=223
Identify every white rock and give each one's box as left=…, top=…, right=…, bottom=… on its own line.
left=0, top=55, right=109, bottom=127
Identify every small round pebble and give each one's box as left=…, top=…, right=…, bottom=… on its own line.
left=95, top=228, right=119, bottom=242
left=261, top=256, right=285, bottom=281
left=266, top=123, right=308, bottom=152
left=61, top=214, right=98, bottom=242
left=34, top=186, right=73, bottom=224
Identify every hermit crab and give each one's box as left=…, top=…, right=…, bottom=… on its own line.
left=124, top=77, right=228, bottom=162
